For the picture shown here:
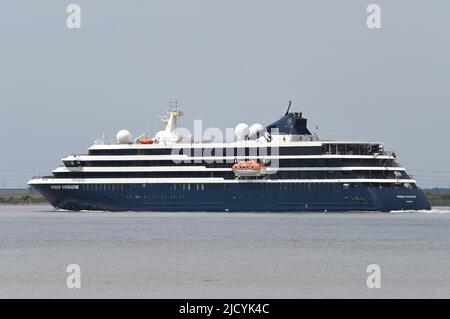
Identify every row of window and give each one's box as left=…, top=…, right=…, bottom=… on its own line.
left=54, top=170, right=410, bottom=180
left=88, top=144, right=384, bottom=157
left=75, top=182, right=416, bottom=192
left=64, top=158, right=400, bottom=168
left=88, top=146, right=324, bottom=156
left=322, top=143, right=382, bottom=156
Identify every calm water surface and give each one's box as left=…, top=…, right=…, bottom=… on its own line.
left=0, top=205, right=449, bottom=298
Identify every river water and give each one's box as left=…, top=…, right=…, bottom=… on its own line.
left=0, top=205, right=449, bottom=298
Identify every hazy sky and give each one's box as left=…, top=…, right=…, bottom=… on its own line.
left=1, top=1, right=449, bottom=187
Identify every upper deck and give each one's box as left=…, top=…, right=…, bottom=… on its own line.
left=85, top=139, right=385, bottom=157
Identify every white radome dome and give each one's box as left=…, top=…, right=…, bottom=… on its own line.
left=249, top=123, right=264, bottom=137
left=235, top=123, right=250, bottom=140
left=116, top=130, right=132, bottom=144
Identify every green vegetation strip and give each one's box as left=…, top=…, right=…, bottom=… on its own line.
left=0, top=194, right=47, bottom=205
left=425, top=192, right=450, bottom=206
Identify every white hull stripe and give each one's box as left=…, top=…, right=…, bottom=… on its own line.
left=54, top=166, right=406, bottom=173
left=88, top=141, right=324, bottom=150
left=63, top=154, right=394, bottom=161
left=28, top=178, right=416, bottom=185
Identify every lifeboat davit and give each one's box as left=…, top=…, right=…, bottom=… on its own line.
left=232, top=161, right=266, bottom=177
left=137, top=138, right=155, bottom=144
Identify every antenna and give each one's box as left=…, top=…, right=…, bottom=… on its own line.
left=168, top=100, right=178, bottom=111
left=285, top=100, right=292, bottom=115
left=159, top=101, right=183, bottom=123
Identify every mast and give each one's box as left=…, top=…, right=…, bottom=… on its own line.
left=163, top=101, right=183, bottom=135
left=285, top=100, right=292, bottom=115
left=156, top=101, right=183, bottom=143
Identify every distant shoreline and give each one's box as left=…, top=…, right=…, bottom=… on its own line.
left=0, top=194, right=47, bottom=205
left=424, top=192, right=450, bottom=207
left=1, top=192, right=449, bottom=207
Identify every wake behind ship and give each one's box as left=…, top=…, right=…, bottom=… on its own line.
left=28, top=103, right=431, bottom=212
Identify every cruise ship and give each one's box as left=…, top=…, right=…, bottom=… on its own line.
left=28, top=103, right=431, bottom=212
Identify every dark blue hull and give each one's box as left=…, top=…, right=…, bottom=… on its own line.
left=32, top=182, right=431, bottom=212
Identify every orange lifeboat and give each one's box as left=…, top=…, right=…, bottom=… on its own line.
left=232, top=161, right=266, bottom=177
left=137, top=138, right=155, bottom=145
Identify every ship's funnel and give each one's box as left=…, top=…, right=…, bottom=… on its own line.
left=265, top=112, right=311, bottom=135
